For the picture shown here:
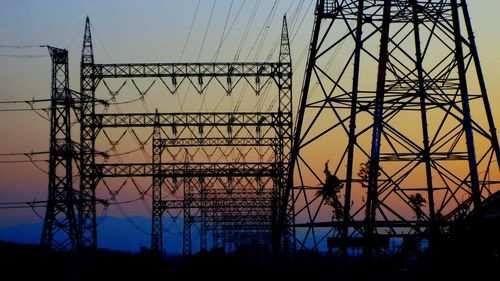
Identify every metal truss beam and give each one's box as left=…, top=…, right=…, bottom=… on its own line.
left=94, top=112, right=282, bottom=128
left=93, top=62, right=290, bottom=78
left=156, top=137, right=277, bottom=147
left=164, top=192, right=272, bottom=209
left=193, top=215, right=273, bottom=223
left=95, top=162, right=276, bottom=178
left=209, top=225, right=272, bottom=229
left=205, top=219, right=272, bottom=225
left=162, top=200, right=272, bottom=210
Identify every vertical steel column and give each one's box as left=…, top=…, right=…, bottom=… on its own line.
left=79, top=17, right=98, bottom=248
left=200, top=177, right=208, bottom=251
left=286, top=1, right=324, bottom=254
left=183, top=177, right=193, bottom=256
left=182, top=150, right=194, bottom=256
left=365, top=0, right=391, bottom=257
left=460, top=0, right=500, bottom=171
left=276, top=15, right=293, bottom=258
left=342, top=0, right=365, bottom=251
left=151, top=112, right=163, bottom=251
left=411, top=0, right=437, bottom=238
left=450, top=0, right=481, bottom=209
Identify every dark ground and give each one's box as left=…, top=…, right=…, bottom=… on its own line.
left=1, top=228, right=498, bottom=281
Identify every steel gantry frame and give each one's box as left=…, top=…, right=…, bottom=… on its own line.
left=289, top=0, right=499, bottom=255
left=153, top=133, right=276, bottom=255
left=77, top=16, right=292, bottom=257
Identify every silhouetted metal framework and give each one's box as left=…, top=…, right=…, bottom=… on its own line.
left=41, top=47, right=78, bottom=250
left=290, top=0, right=499, bottom=255
left=154, top=136, right=275, bottom=254
left=78, top=16, right=292, bottom=256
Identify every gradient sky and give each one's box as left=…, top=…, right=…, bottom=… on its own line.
left=0, top=0, right=499, bottom=233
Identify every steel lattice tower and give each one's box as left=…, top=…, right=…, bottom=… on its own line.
left=41, top=47, right=78, bottom=250
left=290, top=0, right=500, bottom=254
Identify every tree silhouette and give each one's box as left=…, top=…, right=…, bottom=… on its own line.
left=409, top=193, right=427, bottom=221
left=357, top=161, right=380, bottom=188
left=317, top=160, right=344, bottom=220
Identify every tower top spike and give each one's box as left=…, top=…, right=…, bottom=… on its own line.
left=279, top=15, right=291, bottom=65
left=82, top=16, right=94, bottom=65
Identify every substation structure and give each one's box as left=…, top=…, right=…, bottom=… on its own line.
left=289, top=0, right=500, bottom=255
left=41, top=0, right=500, bottom=259
left=43, top=17, right=293, bottom=256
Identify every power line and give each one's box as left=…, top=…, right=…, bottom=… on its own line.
left=0, top=196, right=137, bottom=211
left=290, top=0, right=314, bottom=43
left=0, top=200, right=48, bottom=205
left=0, top=99, right=51, bottom=104
left=0, top=45, right=47, bottom=58
left=65, top=22, right=85, bottom=50
left=115, top=203, right=150, bottom=235
left=195, top=0, right=218, bottom=112
left=196, top=0, right=217, bottom=62
left=0, top=108, right=50, bottom=112
left=0, top=205, right=47, bottom=210
left=0, top=45, right=44, bottom=48
left=179, top=0, right=201, bottom=62
left=90, top=23, right=114, bottom=63
left=0, top=54, right=48, bottom=58
left=213, top=0, right=234, bottom=61
left=0, top=200, right=48, bottom=210
left=0, top=99, right=53, bottom=116
left=0, top=151, right=49, bottom=157
left=244, top=0, right=279, bottom=62
left=234, top=0, right=261, bottom=61
left=105, top=198, right=144, bottom=206
left=266, top=0, right=311, bottom=61
left=0, top=160, right=47, bottom=164
left=210, top=0, right=247, bottom=62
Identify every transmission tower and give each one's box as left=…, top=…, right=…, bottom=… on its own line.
left=290, top=0, right=500, bottom=255
left=41, top=47, right=78, bottom=250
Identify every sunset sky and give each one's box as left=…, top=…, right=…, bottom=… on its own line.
left=0, top=0, right=499, bottom=252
